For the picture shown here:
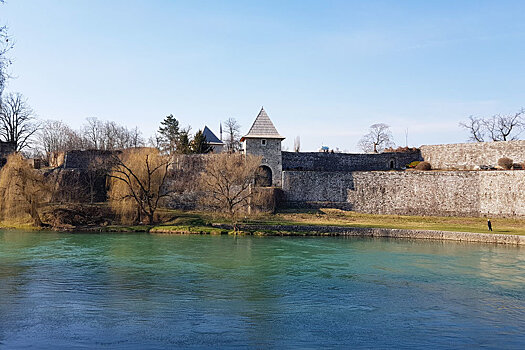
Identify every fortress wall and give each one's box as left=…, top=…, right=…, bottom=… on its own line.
left=479, top=171, right=525, bottom=217
left=420, top=140, right=525, bottom=170
left=282, top=151, right=421, bottom=171
left=347, top=171, right=481, bottom=217
left=282, top=170, right=525, bottom=218
left=282, top=171, right=355, bottom=202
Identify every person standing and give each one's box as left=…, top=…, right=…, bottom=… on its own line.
left=487, top=219, right=493, bottom=231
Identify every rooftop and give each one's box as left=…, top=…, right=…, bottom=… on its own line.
left=241, top=107, right=285, bottom=141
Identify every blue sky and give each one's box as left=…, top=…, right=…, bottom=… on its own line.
left=2, top=0, right=525, bottom=151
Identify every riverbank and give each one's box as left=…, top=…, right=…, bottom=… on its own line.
left=2, top=207, right=525, bottom=244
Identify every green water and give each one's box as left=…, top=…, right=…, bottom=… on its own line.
left=0, top=231, right=524, bottom=349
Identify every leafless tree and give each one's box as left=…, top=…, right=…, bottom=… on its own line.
left=199, top=153, right=261, bottom=229
left=294, top=136, right=301, bottom=152
left=460, top=109, right=524, bottom=142
left=459, top=116, right=485, bottom=142
left=223, top=117, right=241, bottom=152
left=358, top=123, right=395, bottom=153
left=81, top=117, right=145, bottom=150
left=0, top=0, right=13, bottom=99
left=108, top=148, right=172, bottom=224
left=37, top=120, right=85, bottom=160
left=0, top=92, right=39, bottom=151
left=82, top=117, right=103, bottom=149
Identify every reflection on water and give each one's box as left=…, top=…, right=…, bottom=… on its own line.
left=0, top=231, right=524, bottom=349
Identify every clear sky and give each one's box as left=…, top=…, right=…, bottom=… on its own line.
left=2, top=0, right=525, bottom=151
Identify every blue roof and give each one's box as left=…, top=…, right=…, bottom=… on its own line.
left=202, top=126, right=223, bottom=144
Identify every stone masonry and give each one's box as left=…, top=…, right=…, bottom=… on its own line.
left=282, top=169, right=525, bottom=218
left=421, top=140, right=525, bottom=170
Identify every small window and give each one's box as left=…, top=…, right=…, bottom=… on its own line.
left=261, top=139, right=267, bottom=146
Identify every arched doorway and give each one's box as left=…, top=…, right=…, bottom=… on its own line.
left=389, top=159, right=395, bottom=169
left=255, top=165, right=272, bottom=187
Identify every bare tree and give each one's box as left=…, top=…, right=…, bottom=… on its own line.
left=223, top=117, right=241, bottom=152
left=108, top=148, right=172, bottom=224
left=81, top=117, right=145, bottom=150
left=82, top=117, right=103, bottom=149
left=0, top=92, right=39, bottom=151
left=0, top=0, right=13, bottom=99
left=358, top=123, right=395, bottom=153
left=0, top=152, right=50, bottom=226
left=199, top=153, right=261, bottom=228
left=294, top=136, right=301, bottom=152
left=459, top=115, right=485, bottom=142
left=37, top=120, right=85, bottom=160
left=460, top=109, right=524, bottom=142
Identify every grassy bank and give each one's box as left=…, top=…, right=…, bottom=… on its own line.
left=3, top=206, right=524, bottom=236
left=104, top=208, right=525, bottom=236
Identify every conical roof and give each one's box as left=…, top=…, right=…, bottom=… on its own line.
left=202, top=126, right=223, bottom=144
left=241, top=107, right=285, bottom=141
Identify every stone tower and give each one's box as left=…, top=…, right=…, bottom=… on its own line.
left=241, top=107, right=285, bottom=187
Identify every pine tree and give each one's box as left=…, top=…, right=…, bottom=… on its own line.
left=175, top=130, right=192, bottom=154
left=157, top=114, right=179, bottom=153
left=191, top=130, right=211, bottom=154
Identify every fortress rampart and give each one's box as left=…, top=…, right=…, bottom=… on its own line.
left=283, top=170, right=525, bottom=217
left=421, top=140, right=525, bottom=170
left=282, top=151, right=421, bottom=171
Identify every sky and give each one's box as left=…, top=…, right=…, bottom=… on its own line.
left=2, top=0, right=525, bottom=152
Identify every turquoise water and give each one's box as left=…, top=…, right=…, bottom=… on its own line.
left=0, top=231, right=524, bottom=349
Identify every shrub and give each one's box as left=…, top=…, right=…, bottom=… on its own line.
left=406, top=161, right=421, bottom=169
left=498, top=157, right=513, bottom=170
left=415, top=161, right=431, bottom=171
left=512, top=163, right=523, bottom=170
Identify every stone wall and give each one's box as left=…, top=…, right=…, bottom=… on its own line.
left=420, top=140, right=525, bottom=170
left=282, top=170, right=525, bottom=218
left=282, top=151, right=422, bottom=172
left=63, top=150, right=118, bottom=169
left=0, top=141, right=16, bottom=167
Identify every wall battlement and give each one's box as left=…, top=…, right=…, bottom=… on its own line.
left=282, top=151, right=421, bottom=172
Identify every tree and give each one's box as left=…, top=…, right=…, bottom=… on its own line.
left=460, top=109, right=524, bottom=142
left=158, top=114, right=180, bottom=154
left=37, top=120, right=84, bottom=160
left=358, top=123, right=395, bottom=153
left=108, top=148, right=172, bottom=224
left=294, top=136, right=301, bottom=152
left=0, top=0, right=13, bottom=99
left=191, top=129, right=211, bottom=154
left=199, top=153, right=261, bottom=228
left=459, top=116, right=485, bottom=142
left=175, top=128, right=192, bottom=154
left=0, top=92, right=39, bottom=151
left=0, top=153, right=50, bottom=226
left=223, top=117, right=241, bottom=152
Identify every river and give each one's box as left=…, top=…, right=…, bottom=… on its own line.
left=0, top=231, right=523, bottom=349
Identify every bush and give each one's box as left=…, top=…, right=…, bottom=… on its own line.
left=498, top=157, right=513, bottom=170
left=406, top=161, right=421, bottom=169
left=415, top=161, right=431, bottom=170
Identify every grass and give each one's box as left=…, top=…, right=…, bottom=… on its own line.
left=245, top=208, right=525, bottom=235
left=4, top=205, right=524, bottom=236
left=117, top=208, right=525, bottom=236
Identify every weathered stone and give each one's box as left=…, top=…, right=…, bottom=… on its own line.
left=421, top=140, right=525, bottom=170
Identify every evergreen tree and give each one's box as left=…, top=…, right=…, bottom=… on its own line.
left=157, top=114, right=179, bottom=153
left=175, top=129, right=192, bottom=154
left=191, top=130, right=211, bottom=154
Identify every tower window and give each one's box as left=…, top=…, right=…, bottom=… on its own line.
left=261, top=139, right=267, bottom=146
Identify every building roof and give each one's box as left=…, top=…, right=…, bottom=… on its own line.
left=241, top=107, right=285, bottom=141
left=202, top=126, right=223, bottom=145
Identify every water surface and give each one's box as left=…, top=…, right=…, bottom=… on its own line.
left=0, top=231, right=524, bottom=349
